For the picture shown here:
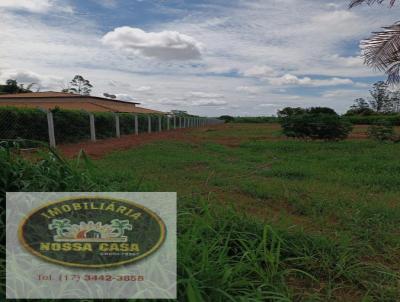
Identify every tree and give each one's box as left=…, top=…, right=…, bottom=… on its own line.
left=368, top=81, right=392, bottom=112
left=63, top=75, right=93, bottom=95
left=0, top=79, right=34, bottom=94
left=349, top=0, right=400, bottom=84
left=110, top=219, right=132, bottom=237
left=346, top=98, right=375, bottom=115
left=389, top=90, right=400, bottom=112
left=307, top=107, right=337, bottom=115
left=218, top=115, right=235, bottom=123
left=351, top=98, right=370, bottom=110
left=280, top=110, right=352, bottom=140
left=49, top=219, right=72, bottom=236
left=277, top=107, right=306, bottom=118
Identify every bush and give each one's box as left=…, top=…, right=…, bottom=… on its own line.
left=53, top=108, right=90, bottom=143
left=280, top=113, right=353, bottom=140
left=0, top=107, right=48, bottom=141
left=343, top=114, right=400, bottom=125
left=0, top=107, right=162, bottom=144
left=218, top=115, right=235, bottom=123
left=232, top=116, right=279, bottom=123
left=344, top=108, right=375, bottom=116
left=367, top=121, right=397, bottom=142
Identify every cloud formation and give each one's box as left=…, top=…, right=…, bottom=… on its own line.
left=101, top=26, right=203, bottom=60
left=192, top=100, right=227, bottom=106
left=0, top=0, right=71, bottom=13
left=188, top=92, right=224, bottom=99
left=241, top=66, right=276, bottom=78
left=268, top=74, right=354, bottom=87
left=0, top=69, right=63, bottom=90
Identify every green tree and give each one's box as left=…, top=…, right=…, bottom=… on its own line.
left=110, top=219, right=132, bottom=236
left=218, top=115, right=235, bottom=123
left=389, top=90, right=400, bottom=112
left=0, top=79, right=34, bottom=94
left=368, top=81, right=391, bottom=113
left=277, top=107, right=305, bottom=118
left=63, top=75, right=93, bottom=95
left=346, top=98, right=375, bottom=115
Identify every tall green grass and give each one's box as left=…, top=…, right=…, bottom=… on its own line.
left=2, top=128, right=400, bottom=300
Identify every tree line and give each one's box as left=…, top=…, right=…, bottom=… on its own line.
left=346, top=81, right=400, bottom=115
left=0, top=75, right=93, bottom=95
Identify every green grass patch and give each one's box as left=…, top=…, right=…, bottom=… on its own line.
left=2, top=124, right=400, bottom=301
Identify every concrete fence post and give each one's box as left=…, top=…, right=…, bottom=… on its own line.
left=46, top=110, right=56, bottom=148
left=158, top=115, right=162, bottom=132
left=167, top=116, right=170, bottom=130
left=173, top=115, right=176, bottom=129
left=134, top=114, right=138, bottom=135
left=115, top=113, right=120, bottom=138
left=148, top=115, right=152, bottom=133
left=89, top=113, right=96, bottom=142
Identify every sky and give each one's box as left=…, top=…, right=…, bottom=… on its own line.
left=0, top=0, right=398, bottom=116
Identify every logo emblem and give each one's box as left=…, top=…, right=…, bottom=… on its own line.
left=18, top=197, right=166, bottom=268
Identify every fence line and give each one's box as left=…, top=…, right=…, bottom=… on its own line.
left=0, top=107, right=224, bottom=147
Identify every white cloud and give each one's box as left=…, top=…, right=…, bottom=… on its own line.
left=114, top=93, right=136, bottom=102
left=91, top=0, right=118, bottom=8
left=192, top=100, right=227, bottom=106
left=236, top=86, right=260, bottom=94
left=268, top=74, right=354, bottom=87
left=188, top=91, right=224, bottom=98
left=101, top=26, right=203, bottom=60
left=259, top=103, right=280, bottom=107
left=134, top=86, right=152, bottom=92
left=0, top=0, right=72, bottom=13
left=0, top=69, right=63, bottom=90
left=241, top=65, right=276, bottom=78
left=321, top=89, right=365, bottom=99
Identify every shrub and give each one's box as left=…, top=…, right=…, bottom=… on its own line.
left=232, top=116, right=278, bottom=123
left=218, top=115, right=235, bottom=123
left=0, top=107, right=48, bottom=141
left=53, top=108, right=90, bottom=143
left=367, top=121, right=396, bottom=142
left=344, top=108, right=375, bottom=116
left=0, top=107, right=154, bottom=143
left=277, top=107, right=306, bottom=118
left=344, top=114, right=400, bottom=125
left=280, top=112, right=352, bottom=140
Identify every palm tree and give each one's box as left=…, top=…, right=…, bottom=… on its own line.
left=48, top=219, right=72, bottom=236
left=110, top=219, right=132, bottom=236
left=350, top=0, right=400, bottom=84
left=349, top=0, right=396, bottom=7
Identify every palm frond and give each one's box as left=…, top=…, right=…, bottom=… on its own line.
left=349, top=0, right=397, bottom=8
left=386, top=61, right=400, bottom=84
left=361, top=23, right=400, bottom=83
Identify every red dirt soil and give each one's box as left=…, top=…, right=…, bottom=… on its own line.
left=58, top=124, right=376, bottom=159
left=59, top=129, right=198, bottom=159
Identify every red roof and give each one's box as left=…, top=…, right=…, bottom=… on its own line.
left=0, top=91, right=140, bottom=105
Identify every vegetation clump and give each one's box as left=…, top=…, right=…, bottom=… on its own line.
left=367, top=120, right=399, bottom=142
left=278, top=107, right=352, bottom=140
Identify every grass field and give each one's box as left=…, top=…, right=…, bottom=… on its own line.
left=85, top=124, right=400, bottom=301
left=3, top=123, right=400, bottom=301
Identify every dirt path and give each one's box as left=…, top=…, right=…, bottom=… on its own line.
left=59, top=129, right=190, bottom=159
left=58, top=124, right=376, bottom=159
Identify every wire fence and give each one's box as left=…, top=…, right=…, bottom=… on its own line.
left=0, top=107, right=224, bottom=148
